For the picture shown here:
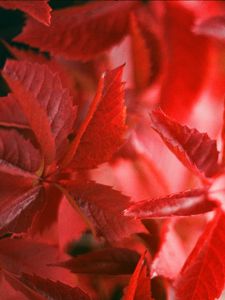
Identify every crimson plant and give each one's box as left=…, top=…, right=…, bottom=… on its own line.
left=0, top=1, right=225, bottom=300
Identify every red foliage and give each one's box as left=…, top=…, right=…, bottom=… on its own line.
left=176, top=210, right=225, bottom=300
left=0, top=0, right=51, bottom=26
left=0, top=1, right=225, bottom=299
left=125, top=189, right=217, bottom=218
left=123, top=252, right=152, bottom=300
left=150, top=109, right=220, bottom=179
left=15, top=1, right=138, bottom=60
left=57, top=247, right=140, bottom=275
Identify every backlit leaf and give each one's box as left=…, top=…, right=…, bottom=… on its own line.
left=123, top=252, right=152, bottom=300
left=62, top=65, right=126, bottom=169
left=176, top=210, right=225, bottom=300
left=0, top=184, right=42, bottom=235
left=150, top=110, right=219, bottom=178
left=129, top=10, right=161, bottom=90
left=62, top=180, right=145, bottom=242
left=15, top=1, right=138, bottom=60
left=0, top=128, right=41, bottom=173
left=2, top=60, right=76, bottom=163
left=125, top=189, right=217, bottom=218
left=0, top=94, right=28, bottom=129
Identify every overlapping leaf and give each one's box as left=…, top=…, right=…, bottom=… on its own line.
left=175, top=210, right=225, bottom=300
left=15, top=1, right=138, bottom=60
left=129, top=10, right=161, bottom=90
left=123, top=252, right=152, bottom=300
left=62, top=180, right=145, bottom=242
left=1, top=271, right=41, bottom=300
left=16, top=273, right=90, bottom=300
left=0, top=128, right=43, bottom=234
left=0, top=0, right=51, bottom=26
left=30, top=185, right=63, bottom=235
left=0, top=128, right=41, bottom=173
left=150, top=110, right=219, bottom=178
left=58, top=248, right=140, bottom=275
left=62, top=65, right=126, bottom=169
left=0, top=238, right=73, bottom=283
left=0, top=94, right=28, bottom=129
left=125, top=189, right=217, bottom=219
left=0, top=2, right=222, bottom=299
left=0, top=184, right=42, bottom=235
left=2, top=60, right=76, bottom=163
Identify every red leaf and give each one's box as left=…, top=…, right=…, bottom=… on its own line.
left=0, top=128, right=46, bottom=234
left=0, top=238, right=54, bottom=276
left=0, top=168, right=39, bottom=234
left=123, top=252, right=152, bottom=300
left=0, top=238, right=73, bottom=283
left=18, top=273, right=90, bottom=300
left=175, top=209, right=225, bottom=300
left=2, top=60, right=76, bottom=163
left=62, top=180, right=145, bottom=242
left=0, top=0, right=51, bottom=26
left=125, top=189, right=217, bottom=219
left=58, top=248, right=140, bottom=275
left=0, top=184, right=42, bottom=235
left=129, top=10, right=161, bottom=90
left=150, top=110, right=219, bottom=178
left=0, top=128, right=41, bottom=173
left=159, top=3, right=210, bottom=120
left=4, top=42, right=79, bottom=102
left=62, top=66, right=126, bottom=169
left=3, top=271, right=46, bottom=300
left=30, top=184, right=63, bottom=235
left=0, top=94, right=28, bottom=129
left=15, top=1, right=138, bottom=60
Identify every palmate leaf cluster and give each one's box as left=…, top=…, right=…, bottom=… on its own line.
left=0, top=1, right=225, bottom=300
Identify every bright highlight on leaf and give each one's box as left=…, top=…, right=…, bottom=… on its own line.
left=125, top=189, right=217, bottom=219
left=63, top=65, right=126, bottom=169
